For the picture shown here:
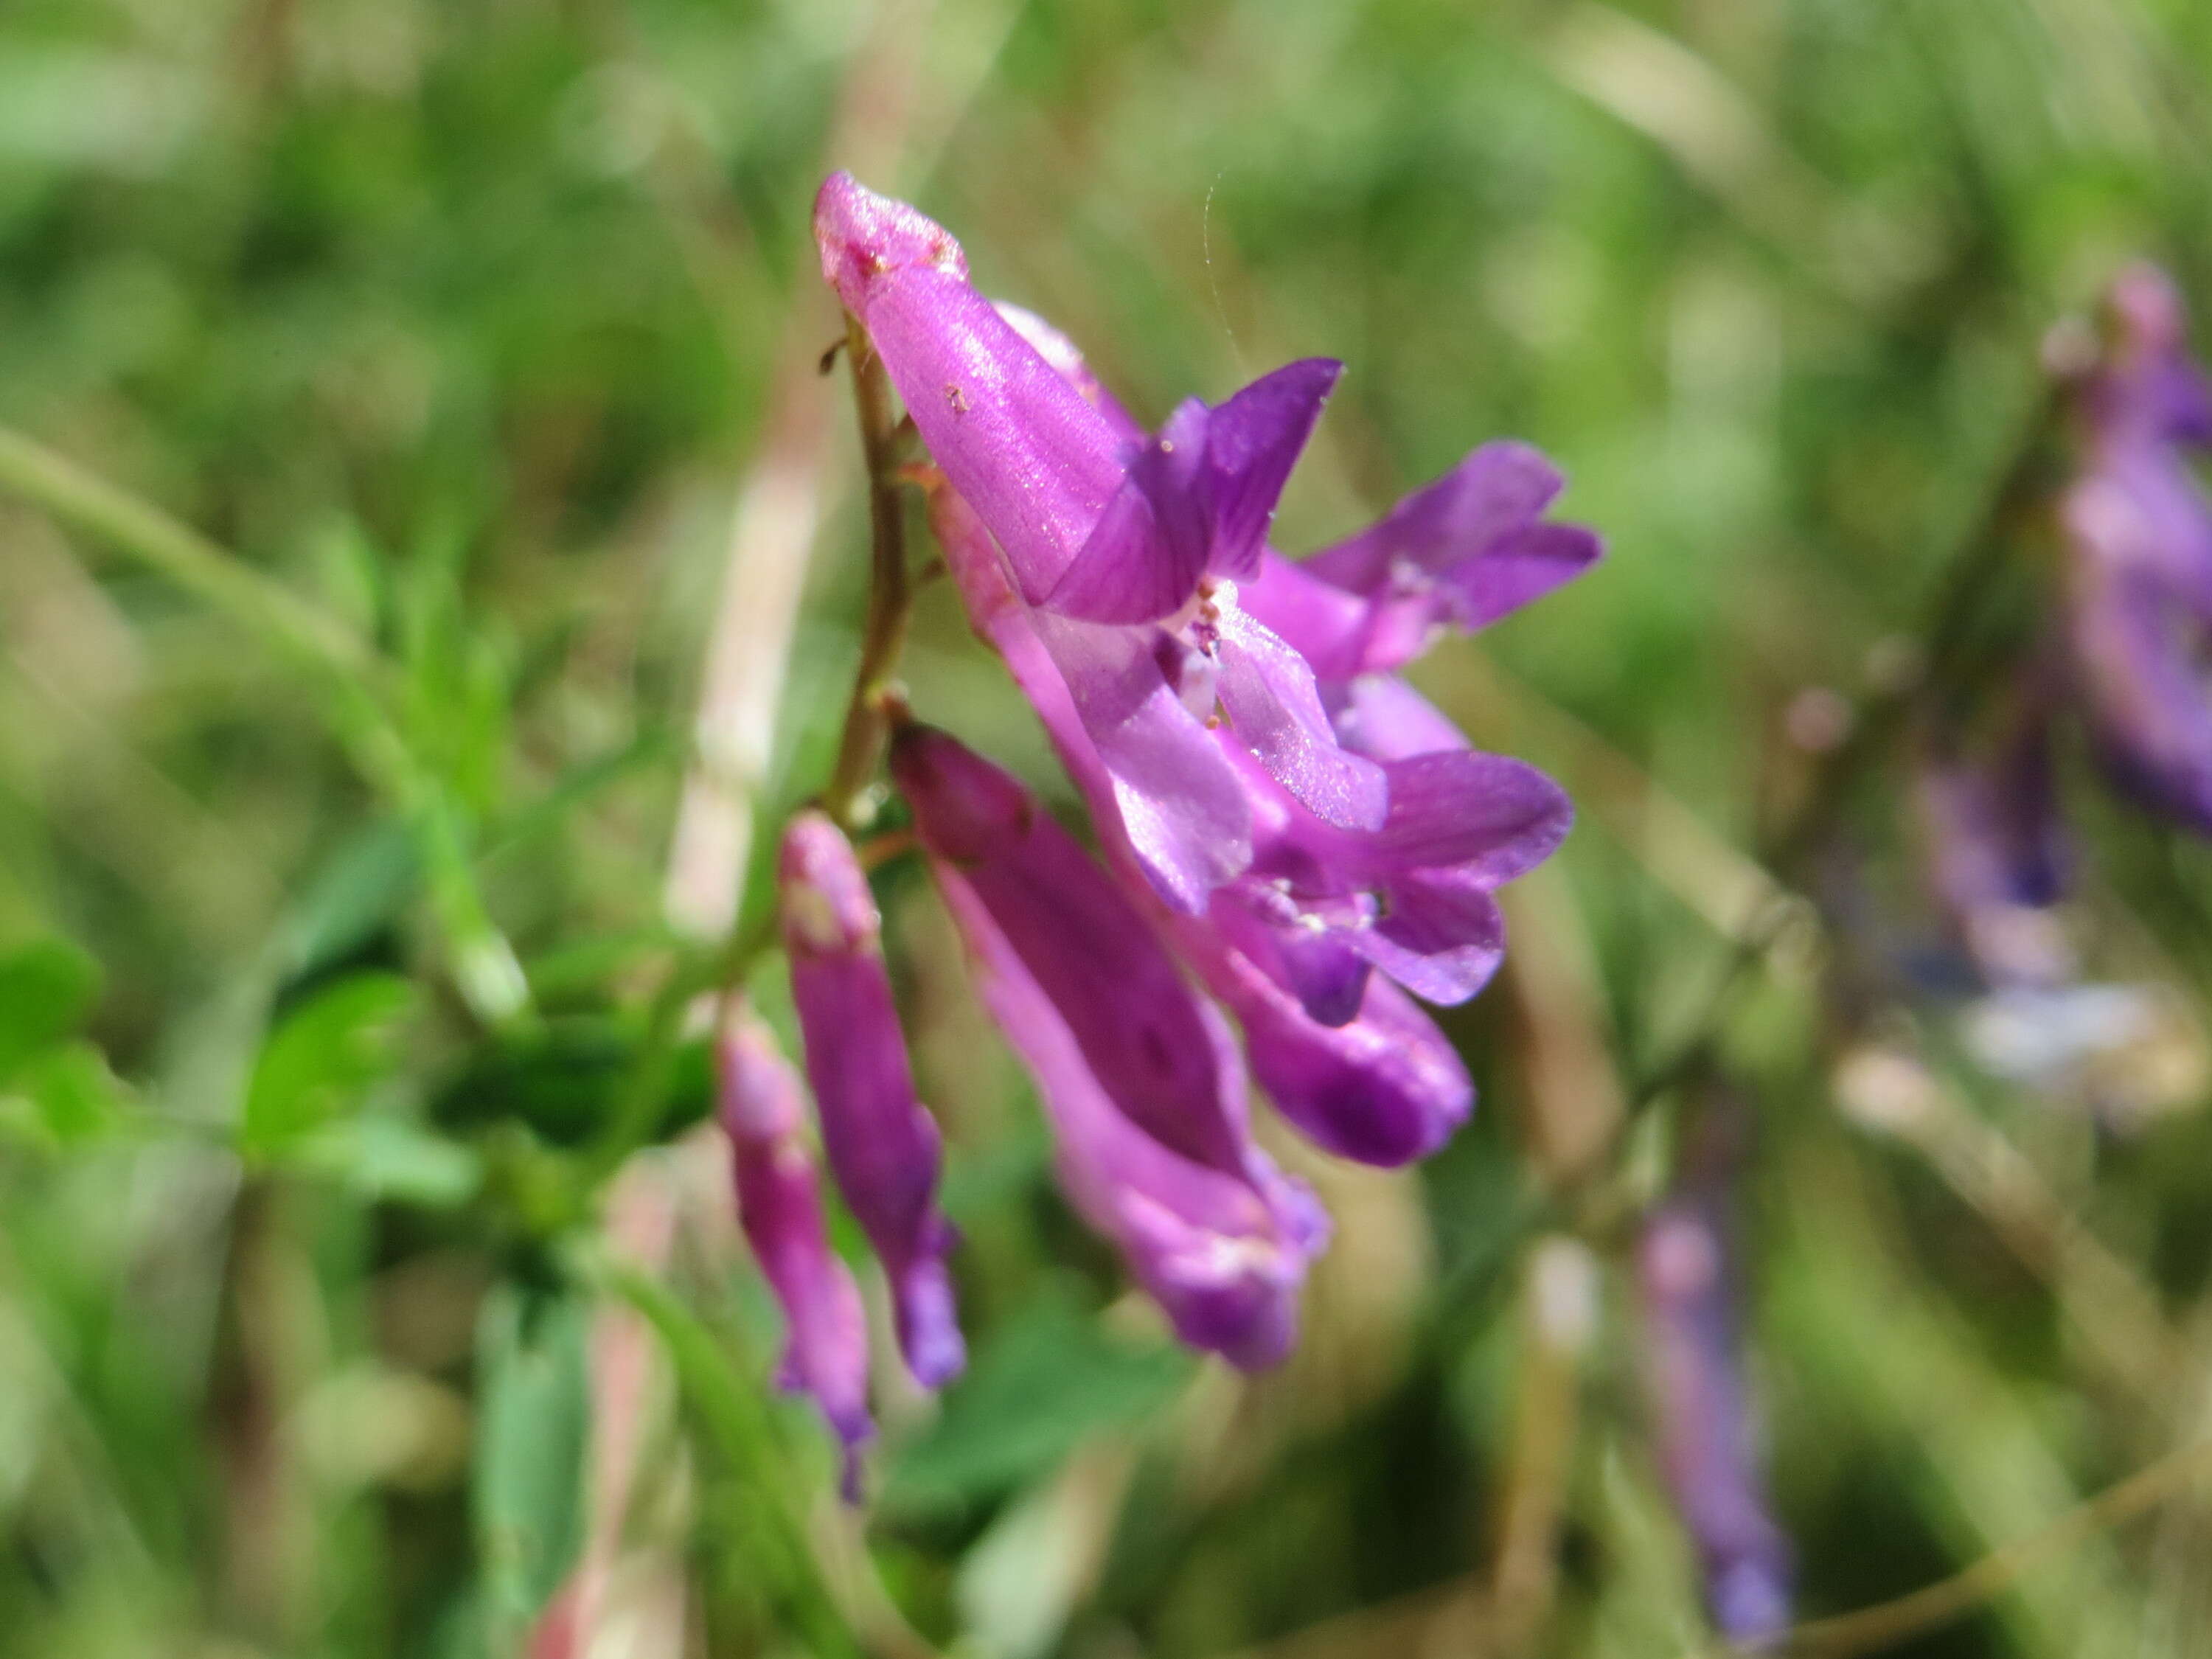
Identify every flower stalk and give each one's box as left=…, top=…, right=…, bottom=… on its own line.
left=821, top=310, right=919, bottom=829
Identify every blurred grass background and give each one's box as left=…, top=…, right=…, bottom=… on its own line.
left=4, top=1, right=2212, bottom=1656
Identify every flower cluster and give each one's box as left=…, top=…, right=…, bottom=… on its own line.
left=2059, top=264, right=2212, bottom=834
left=1910, top=268, right=2212, bottom=1093
left=1637, top=1180, right=1793, bottom=1642
left=712, top=173, right=1599, bottom=1478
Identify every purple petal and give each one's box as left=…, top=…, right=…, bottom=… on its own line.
left=2067, top=554, right=2212, bottom=833
left=1213, top=889, right=1374, bottom=1028
left=1165, top=899, right=1472, bottom=1164
left=1438, top=519, right=1606, bottom=631
left=1237, top=551, right=1375, bottom=682
left=1333, top=673, right=1472, bottom=761
left=924, top=487, right=1252, bottom=912
left=716, top=1006, right=874, bottom=1494
left=2087, top=448, right=2212, bottom=617
left=814, top=173, right=1124, bottom=602
left=778, top=813, right=965, bottom=1389
left=1202, top=358, right=1343, bottom=580
left=892, top=726, right=1324, bottom=1368
left=1214, top=600, right=1389, bottom=831
left=994, top=302, right=1146, bottom=439
left=1359, top=751, right=1573, bottom=884
left=1639, top=1197, right=1795, bottom=1643
left=1044, top=400, right=1216, bottom=624
left=1211, top=938, right=1476, bottom=1166
left=891, top=728, right=1248, bottom=1170
left=1356, top=869, right=1509, bottom=1006
left=1304, top=440, right=1565, bottom=595
left=1032, top=608, right=1254, bottom=908
left=1043, top=359, right=1342, bottom=623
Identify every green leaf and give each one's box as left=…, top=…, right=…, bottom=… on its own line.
left=884, top=1298, right=1194, bottom=1514
left=0, top=938, right=100, bottom=1082
left=21, top=1040, right=128, bottom=1144
left=242, top=972, right=416, bottom=1155
left=473, top=1285, right=590, bottom=1638
left=431, top=1015, right=709, bottom=1148
left=275, top=820, right=420, bottom=982
left=294, top=1114, right=483, bottom=1208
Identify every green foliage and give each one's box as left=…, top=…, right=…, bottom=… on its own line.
left=471, top=1285, right=591, bottom=1641
left=886, top=1298, right=1196, bottom=1515
left=242, top=970, right=417, bottom=1155
left=0, top=937, right=99, bottom=1082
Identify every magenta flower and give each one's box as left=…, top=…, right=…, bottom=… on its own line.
left=1916, top=715, right=2071, bottom=990
left=1172, top=919, right=1478, bottom=1166
left=777, top=811, right=964, bottom=1389
left=1638, top=1192, right=1794, bottom=1644
left=1206, top=740, right=1570, bottom=1026
left=1239, top=445, right=1601, bottom=684
left=891, top=275, right=1590, bottom=1166
left=2062, top=265, right=2212, bottom=833
left=890, top=725, right=1326, bottom=1368
left=815, top=173, right=1388, bottom=913
left=714, top=1005, right=873, bottom=1498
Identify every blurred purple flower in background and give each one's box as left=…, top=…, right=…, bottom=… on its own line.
left=714, top=1004, right=874, bottom=1497
left=2061, top=264, right=2212, bottom=833
left=1916, top=712, right=2072, bottom=991
left=892, top=725, right=1326, bottom=1368
left=1638, top=1178, right=1794, bottom=1644
left=778, top=811, right=965, bottom=1390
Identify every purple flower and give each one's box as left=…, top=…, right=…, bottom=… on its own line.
left=1916, top=714, right=2072, bottom=990
left=1205, top=739, right=1571, bottom=1026
left=922, top=472, right=1478, bottom=1164
left=778, top=811, right=965, bottom=1388
left=1172, top=916, right=1478, bottom=1166
left=2062, top=265, right=2212, bottom=832
left=889, top=724, right=1326, bottom=1368
left=912, top=300, right=1590, bottom=1164
left=1638, top=1193, right=1794, bottom=1644
left=1239, top=446, right=1602, bottom=683
left=714, top=1004, right=873, bottom=1498
left=815, top=173, right=1388, bottom=913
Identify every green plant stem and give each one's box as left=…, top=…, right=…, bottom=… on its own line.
left=580, top=911, right=779, bottom=1192
left=1741, top=1436, right=2212, bottom=1658
left=582, top=304, right=921, bottom=1176
left=584, top=1256, right=869, bottom=1659
left=821, top=311, right=917, bottom=828
left=0, top=425, right=378, bottom=684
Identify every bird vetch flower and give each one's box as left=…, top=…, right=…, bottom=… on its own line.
left=891, top=724, right=1325, bottom=1368
left=850, top=236, right=1594, bottom=1166
left=2060, top=264, right=2212, bottom=834
left=777, top=810, right=964, bottom=1390
left=1638, top=1187, right=1793, bottom=1643
left=714, top=1004, right=873, bottom=1498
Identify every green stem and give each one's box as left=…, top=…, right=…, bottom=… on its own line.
left=0, top=425, right=377, bottom=684
left=582, top=911, right=780, bottom=1186
left=821, top=312, right=917, bottom=828
left=585, top=1257, right=867, bottom=1659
